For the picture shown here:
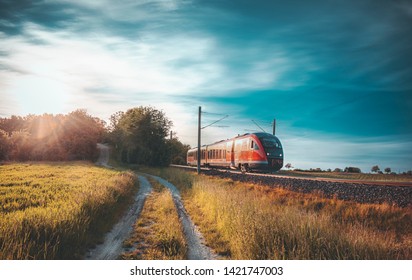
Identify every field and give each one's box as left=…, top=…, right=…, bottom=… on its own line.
left=1, top=162, right=411, bottom=260
left=0, top=162, right=136, bottom=259
left=143, top=167, right=412, bottom=259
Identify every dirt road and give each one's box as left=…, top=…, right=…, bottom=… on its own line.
left=145, top=174, right=217, bottom=260
left=87, top=145, right=215, bottom=259
left=96, top=143, right=111, bottom=168
left=85, top=175, right=152, bottom=260
left=86, top=174, right=215, bottom=260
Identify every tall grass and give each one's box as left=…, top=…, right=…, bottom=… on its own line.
left=122, top=178, right=187, bottom=260
left=151, top=168, right=411, bottom=259
left=0, top=162, right=136, bottom=259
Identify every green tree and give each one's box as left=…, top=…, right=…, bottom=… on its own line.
left=371, top=165, right=380, bottom=173
left=384, top=167, right=391, bottom=174
left=344, top=166, right=361, bottom=173
left=61, top=109, right=106, bottom=160
left=168, top=138, right=190, bottom=165
left=111, top=106, right=172, bottom=166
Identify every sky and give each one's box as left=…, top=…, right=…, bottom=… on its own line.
left=1, top=0, right=411, bottom=172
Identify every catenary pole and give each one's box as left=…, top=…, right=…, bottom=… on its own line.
left=272, top=118, right=276, bottom=135
left=197, top=106, right=201, bottom=174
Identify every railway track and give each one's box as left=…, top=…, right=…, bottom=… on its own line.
left=170, top=165, right=412, bottom=207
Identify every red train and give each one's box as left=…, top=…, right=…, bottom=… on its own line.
left=187, top=132, right=284, bottom=173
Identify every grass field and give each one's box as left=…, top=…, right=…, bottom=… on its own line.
left=0, top=162, right=136, bottom=259
left=141, top=167, right=412, bottom=260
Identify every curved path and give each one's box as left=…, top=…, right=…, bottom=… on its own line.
left=96, top=143, right=111, bottom=168
left=85, top=176, right=152, bottom=260
left=143, top=173, right=217, bottom=260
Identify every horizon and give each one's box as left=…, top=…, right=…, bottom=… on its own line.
left=1, top=0, right=411, bottom=172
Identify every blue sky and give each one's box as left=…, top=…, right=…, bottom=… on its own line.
left=1, top=0, right=411, bottom=172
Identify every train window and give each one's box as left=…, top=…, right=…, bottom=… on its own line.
left=251, top=141, right=260, bottom=150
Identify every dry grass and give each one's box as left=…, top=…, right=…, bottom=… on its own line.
left=121, top=178, right=187, bottom=260
left=0, top=162, right=136, bottom=259
left=148, top=168, right=411, bottom=260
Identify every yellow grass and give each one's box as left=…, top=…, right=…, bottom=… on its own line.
left=122, top=178, right=187, bottom=260
left=146, top=168, right=411, bottom=260
left=0, top=162, right=136, bottom=259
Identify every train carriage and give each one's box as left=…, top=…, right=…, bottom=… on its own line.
left=187, top=132, right=283, bottom=173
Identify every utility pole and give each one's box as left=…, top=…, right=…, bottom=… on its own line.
left=272, top=119, right=276, bottom=135
left=197, top=106, right=201, bottom=174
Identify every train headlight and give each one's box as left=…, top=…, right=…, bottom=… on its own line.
left=267, top=153, right=270, bottom=156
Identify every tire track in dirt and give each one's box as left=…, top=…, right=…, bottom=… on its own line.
left=143, top=173, right=217, bottom=260
left=85, top=175, right=152, bottom=260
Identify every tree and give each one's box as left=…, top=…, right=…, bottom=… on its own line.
left=333, top=168, right=342, bottom=172
left=0, top=111, right=106, bottom=162
left=168, top=138, right=190, bottom=165
left=285, top=163, right=293, bottom=170
left=61, top=109, right=105, bottom=160
left=344, top=166, right=361, bottom=173
left=110, top=106, right=172, bottom=166
left=0, top=129, right=10, bottom=160
left=9, top=130, right=32, bottom=161
left=371, top=165, right=380, bottom=173
left=384, top=167, right=391, bottom=174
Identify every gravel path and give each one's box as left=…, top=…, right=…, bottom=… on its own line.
left=143, top=173, right=217, bottom=260
left=85, top=175, right=152, bottom=260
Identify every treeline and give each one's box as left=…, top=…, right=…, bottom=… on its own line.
left=0, top=110, right=105, bottom=161
left=107, top=106, right=189, bottom=166
left=0, top=106, right=190, bottom=166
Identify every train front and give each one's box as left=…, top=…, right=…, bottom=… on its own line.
left=256, top=132, right=284, bottom=172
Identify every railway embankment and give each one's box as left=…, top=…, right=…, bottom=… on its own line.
left=172, top=166, right=412, bottom=207
left=205, top=170, right=412, bottom=207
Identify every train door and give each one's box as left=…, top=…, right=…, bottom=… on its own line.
left=234, top=139, right=242, bottom=168
left=227, top=140, right=235, bottom=169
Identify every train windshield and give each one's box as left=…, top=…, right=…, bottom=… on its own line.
left=260, top=137, right=282, bottom=151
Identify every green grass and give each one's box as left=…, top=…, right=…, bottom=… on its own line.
left=142, top=167, right=411, bottom=260
left=121, top=177, right=187, bottom=260
left=0, top=162, right=137, bottom=259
